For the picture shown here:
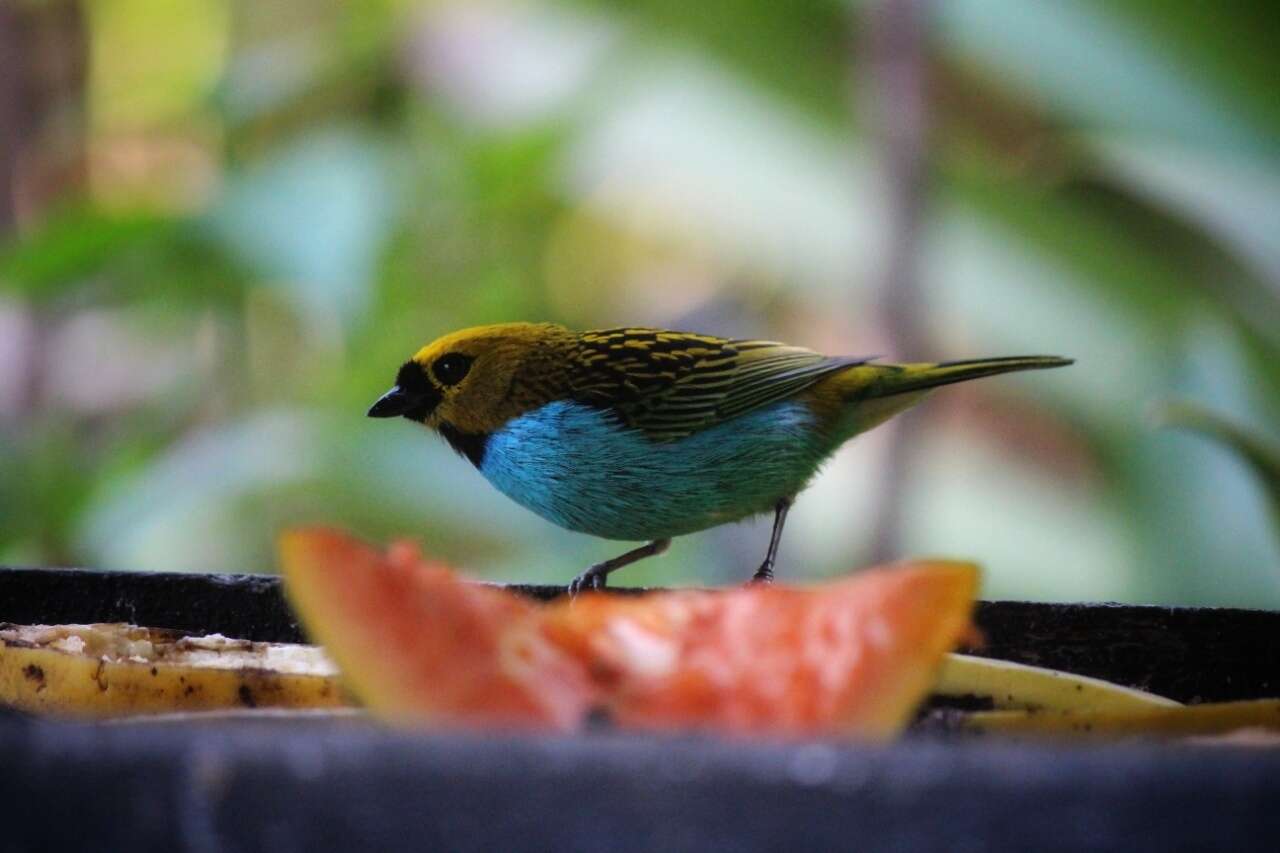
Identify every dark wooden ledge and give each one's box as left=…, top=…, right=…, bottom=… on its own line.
left=2, top=566, right=1278, bottom=703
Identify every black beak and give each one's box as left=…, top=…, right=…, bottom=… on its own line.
left=371, top=361, right=442, bottom=421
left=367, top=386, right=416, bottom=418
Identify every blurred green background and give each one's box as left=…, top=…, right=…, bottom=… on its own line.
left=1, top=0, right=1277, bottom=604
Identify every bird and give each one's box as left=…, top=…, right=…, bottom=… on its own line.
left=367, top=323, right=1071, bottom=594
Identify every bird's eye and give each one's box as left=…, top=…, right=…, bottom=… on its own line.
left=432, top=352, right=473, bottom=386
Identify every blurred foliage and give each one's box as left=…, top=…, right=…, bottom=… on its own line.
left=1155, top=400, right=1280, bottom=543
left=0, top=0, right=1277, bottom=605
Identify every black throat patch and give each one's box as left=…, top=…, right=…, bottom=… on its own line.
left=437, top=422, right=490, bottom=469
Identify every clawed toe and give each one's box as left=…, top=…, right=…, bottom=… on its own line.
left=568, top=564, right=609, bottom=597
left=749, top=563, right=775, bottom=585
left=566, top=539, right=670, bottom=597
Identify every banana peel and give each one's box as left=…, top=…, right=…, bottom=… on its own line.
left=0, top=623, right=350, bottom=719
left=933, top=653, right=1277, bottom=740
left=935, top=653, right=1181, bottom=712
left=959, top=699, right=1280, bottom=739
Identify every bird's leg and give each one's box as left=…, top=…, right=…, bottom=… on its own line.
left=568, top=539, right=671, bottom=597
left=751, top=497, right=794, bottom=584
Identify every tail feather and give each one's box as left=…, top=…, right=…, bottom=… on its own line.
left=845, top=355, right=1073, bottom=400
left=815, top=355, right=1071, bottom=439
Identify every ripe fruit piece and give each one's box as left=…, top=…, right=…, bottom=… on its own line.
left=279, top=528, right=979, bottom=738
left=539, top=563, right=978, bottom=738
left=0, top=622, right=346, bottom=718
left=279, top=530, right=593, bottom=730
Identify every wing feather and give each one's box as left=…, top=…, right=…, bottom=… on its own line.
left=567, top=328, right=867, bottom=440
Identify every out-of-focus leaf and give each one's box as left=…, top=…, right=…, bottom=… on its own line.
left=943, top=162, right=1196, bottom=329
left=0, top=206, right=251, bottom=308
left=1154, top=400, right=1280, bottom=538
left=1091, top=137, right=1280, bottom=295
left=0, top=207, right=174, bottom=297
left=0, top=427, right=98, bottom=566
left=1106, top=0, right=1280, bottom=138
left=578, top=0, right=851, bottom=120
left=934, top=0, right=1272, bottom=156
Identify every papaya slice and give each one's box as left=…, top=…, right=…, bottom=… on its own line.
left=279, top=528, right=978, bottom=738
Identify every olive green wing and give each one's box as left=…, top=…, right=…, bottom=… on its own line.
left=567, top=328, right=867, bottom=441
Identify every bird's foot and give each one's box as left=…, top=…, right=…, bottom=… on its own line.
left=568, top=563, right=610, bottom=597
left=749, top=562, right=775, bottom=585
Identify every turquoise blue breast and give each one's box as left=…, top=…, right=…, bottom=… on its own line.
left=478, top=399, right=833, bottom=541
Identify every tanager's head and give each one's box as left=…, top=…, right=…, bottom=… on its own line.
left=367, top=322, right=573, bottom=436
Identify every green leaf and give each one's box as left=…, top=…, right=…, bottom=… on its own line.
left=1153, top=400, right=1280, bottom=538
left=0, top=206, right=175, bottom=297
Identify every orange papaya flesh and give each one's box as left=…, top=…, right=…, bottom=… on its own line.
left=540, top=561, right=978, bottom=738
left=279, top=529, right=592, bottom=731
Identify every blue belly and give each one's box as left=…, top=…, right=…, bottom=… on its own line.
left=478, top=400, right=833, bottom=541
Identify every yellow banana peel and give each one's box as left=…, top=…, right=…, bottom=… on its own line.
left=0, top=623, right=350, bottom=718
left=935, top=653, right=1180, bottom=712
left=960, top=699, right=1280, bottom=739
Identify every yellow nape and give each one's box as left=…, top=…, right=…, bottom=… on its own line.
left=411, top=322, right=569, bottom=366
